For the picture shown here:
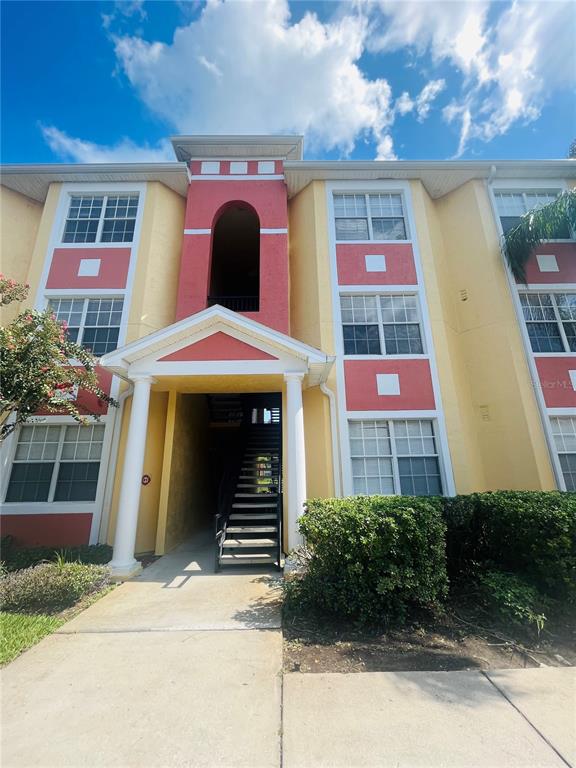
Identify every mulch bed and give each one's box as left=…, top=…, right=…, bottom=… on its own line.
left=283, top=601, right=576, bottom=674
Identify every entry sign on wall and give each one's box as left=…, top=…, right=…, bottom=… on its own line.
left=142, top=475, right=151, bottom=486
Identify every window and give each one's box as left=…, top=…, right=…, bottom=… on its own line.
left=494, top=190, right=570, bottom=237
left=340, top=294, right=424, bottom=355
left=519, top=293, right=576, bottom=353
left=48, top=297, right=124, bottom=356
left=349, top=419, right=442, bottom=496
left=334, top=193, right=408, bottom=241
left=5, top=424, right=105, bottom=503
left=550, top=417, right=576, bottom=491
left=63, top=194, right=139, bottom=243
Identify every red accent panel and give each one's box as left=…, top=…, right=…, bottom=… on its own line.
left=517, top=243, right=576, bottom=285
left=47, top=248, right=131, bottom=289
left=344, top=359, right=435, bottom=411
left=36, top=367, right=112, bottom=417
left=176, top=180, right=289, bottom=332
left=275, top=161, right=283, bottom=175
left=336, top=244, right=417, bottom=285
left=535, top=357, right=576, bottom=407
left=159, top=332, right=277, bottom=361
left=0, top=514, right=92, bottom=548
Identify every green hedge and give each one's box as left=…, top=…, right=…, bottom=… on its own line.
left=443, top=491, right=576, bottom=598
left=287, top=496, right=448, bottom=624
left=1, top=538, right=112, bottom=572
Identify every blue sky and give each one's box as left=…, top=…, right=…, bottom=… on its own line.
left=1, top=0, right=575, bottom=163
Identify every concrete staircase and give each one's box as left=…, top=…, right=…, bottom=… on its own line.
left=218, top=424, right=282, bottom=569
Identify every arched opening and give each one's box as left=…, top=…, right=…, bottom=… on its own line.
left=208, top=202, right=260, bottom=312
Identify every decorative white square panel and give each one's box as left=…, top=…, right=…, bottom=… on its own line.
left=569, top=370, right=576, bottom=391
left=77, top=259, right=101, bottom=277
left=201, top=161, right=220, bottom=174
left=258, top=160, right=275, bottom=174
left=230, top=161, right=247, bottom=174
left=536, top=254, right=559, bottom=272
left=365, top=254, right=387, bottom=272
left=376, top=373, right=400, bottom=396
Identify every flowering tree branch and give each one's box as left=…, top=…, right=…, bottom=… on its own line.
left=0, top=276, right=117, bottom=440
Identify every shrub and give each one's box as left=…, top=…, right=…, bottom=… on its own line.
left=443, top=491, right=576, bottom=599
left=286, top=496, right=448, bottom=624
left=0, top=562, right=110, bottom=613
left=477, top=570, right=549, bottom=636
left=0, top=537, right=112, bottom=572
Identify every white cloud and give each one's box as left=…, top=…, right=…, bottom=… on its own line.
left=111, top=0, right=396, bottom=157
left=368, top=0, right=575, bottom=155
left=41, top=125, right=174, bottom=163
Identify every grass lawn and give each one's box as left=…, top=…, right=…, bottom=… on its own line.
left=0, top=612, right=65, bottom=665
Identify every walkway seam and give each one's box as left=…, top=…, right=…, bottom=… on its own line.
left=56, top=626, right=281, bottom=635
left=481, top=671, right=573, bottom=768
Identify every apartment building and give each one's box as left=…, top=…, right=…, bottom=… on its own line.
left=1, top=136, right=574, bottom=575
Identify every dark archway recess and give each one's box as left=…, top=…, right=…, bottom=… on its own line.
left=208, top=203, right=260, bottom=311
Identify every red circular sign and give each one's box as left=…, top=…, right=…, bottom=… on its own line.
left=141, top=474, right=151, bottom=486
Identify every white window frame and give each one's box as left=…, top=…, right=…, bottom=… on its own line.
left=519, top=290, right=576, bottom=356
left=333, top=191, right=411, bottom=243
left=340, top=292, right=427, bottom=359
left=550, top=416, right=576, bottom=492
left=3, top=422, right=107, bottom=505
left=45, top=295, right=125, bottom=357
left=348, top=417, right=443, bottom=496
left=61, top=192, right=140, bottom=245
left=493, top=188, right=574, bottom=241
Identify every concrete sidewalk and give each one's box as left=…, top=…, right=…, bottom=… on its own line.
left=1, top=537, right=283, bottom=768
left=283, top=668, right=575, bottom=768
left=1, top=537, right=574, bottom=768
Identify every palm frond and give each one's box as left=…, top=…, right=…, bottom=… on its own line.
left=501, top=189, right=576, bottom=281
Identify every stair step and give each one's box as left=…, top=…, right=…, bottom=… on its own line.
left=229, top=513, right=277, bottom=520
left=238, top=475, right=274, bottom=480
left=227, top=526, right=277, bottom=533
left=237, top=482, right=275, bottom=488
left=219, top=552, right=277, bottom=565
left=232, top=502, right=277, bottom=508
left=223, top=538, right=277, bottom=548
left=235, top=492, right=278, bottom=498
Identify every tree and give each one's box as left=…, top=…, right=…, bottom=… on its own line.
left=502, top=190, right=576, bottom=281
left=0, top=275, right=116, bottom=440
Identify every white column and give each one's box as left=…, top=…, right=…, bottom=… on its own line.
left=109, top=375, right=153, bottom=578
left=284, top=372, right=307, bottom=551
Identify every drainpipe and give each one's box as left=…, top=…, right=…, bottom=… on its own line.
left=98, top=377, right=134, bottom=543
left=320, top=382, right=342, bottom=497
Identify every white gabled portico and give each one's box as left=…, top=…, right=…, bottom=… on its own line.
left=100, top=305, right=334, bottom=577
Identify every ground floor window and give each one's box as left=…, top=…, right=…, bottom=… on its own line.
left=5, top=423, right=105, bottom=503
left=550, top=417, right=576, bottom=491
left=349, top=419, right=442, bottom=496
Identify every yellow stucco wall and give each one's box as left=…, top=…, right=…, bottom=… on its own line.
left=411, top=179, right=556, bottom=492
left=155, top=393, right=212, bottom=554
left=288, top=181, right=338, bottom=500
left=106, top=391, right=168, bottom=553
left=0, top=185, right=53, bottom=323
left=125, top=181, right=186, bottom=343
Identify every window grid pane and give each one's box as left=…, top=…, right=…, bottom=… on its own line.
left=6, top=424, right=104, bottom=503
left=81, top=298, right=124, bottom=355
left=63, top=196, right=103, bottom=243
left=550, top=417, right=576, bottom=491
left=333, top=193, right=407, bottom=241
left=341, top=295, right=424, bottom=356
left=520, top=293, right=575, bottom=353
left=349, top=419, right=442, bottom=497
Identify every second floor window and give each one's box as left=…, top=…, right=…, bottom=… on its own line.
left=494, top=190, right=571, bottom=237
left=520, top=293, right=576, bottom=353
left=48, top=297, right=124, bottom=356
left=334, top=193, right=408, bottom=241
left=63, top=194, right=139, bottom=243
left=340, top=294, right=424, bottom=355
left=550, top=417, right=576, bottom=491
